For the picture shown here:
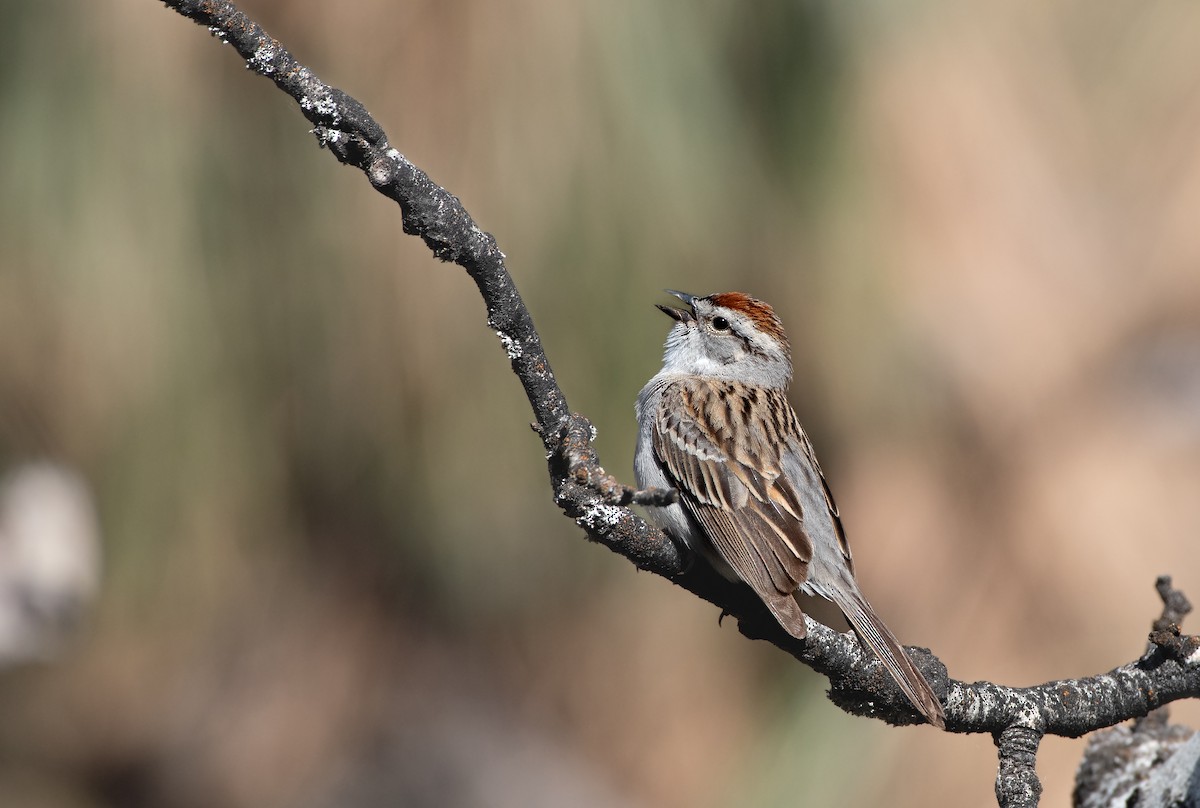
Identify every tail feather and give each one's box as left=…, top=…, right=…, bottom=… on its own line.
left=823, top=587, right=946, bottom=729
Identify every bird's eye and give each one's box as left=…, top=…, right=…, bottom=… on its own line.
left=711, top=316, right=730, bottom=331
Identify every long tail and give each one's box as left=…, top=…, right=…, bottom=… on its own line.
left=823, top=585, right=946, bottom=729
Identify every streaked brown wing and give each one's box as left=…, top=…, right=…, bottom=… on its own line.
left=652, top=379, right=815, bottom=609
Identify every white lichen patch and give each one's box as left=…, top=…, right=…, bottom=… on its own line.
left=207, top=26, right=229, bottom=44
left=311, top=127, right=347, bottom=149
left=386, top=148, right=402, bottom=161
left=316, top=98, right=337, bottom=119
left=248, top=41, right=278, bottom=74
left=577, top=503, right=625, bottom=534
left=299, top=93, right=340, bottom=124
left=496, top=331, right=522, bottom=360
left=1012, top=698, right=1044, bottom=732
left=1188, top=644, right=1200, bottom=666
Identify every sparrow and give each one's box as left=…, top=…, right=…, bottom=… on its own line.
left=634, top=290, right=945, bottom=728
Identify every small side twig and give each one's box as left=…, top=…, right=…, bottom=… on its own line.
left=1147, top=575, right=1200, bottom=663
left=995, top=725, right=1044, bottom=808
left=1155, top=575, right=1193, bottom=627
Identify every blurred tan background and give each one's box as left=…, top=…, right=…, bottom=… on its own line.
left=2, top=0, right=1200, bottom=806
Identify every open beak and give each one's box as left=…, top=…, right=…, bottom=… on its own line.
left=656, top=289, right=698, bottom=322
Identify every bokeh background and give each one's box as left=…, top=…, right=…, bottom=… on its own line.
left=2, top=0, right=1200, bottom=806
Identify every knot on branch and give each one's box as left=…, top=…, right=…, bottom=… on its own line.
left=531, top=415, right=683, bottom=574
left=1147, top=622, right=1200, bottom=665
left=539, top=415, right=677, bottom=508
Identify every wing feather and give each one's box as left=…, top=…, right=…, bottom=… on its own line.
left=652, top=379, right=816, bottom=621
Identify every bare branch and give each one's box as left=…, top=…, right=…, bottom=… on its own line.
left=156, top=3, right=1200, bottom=803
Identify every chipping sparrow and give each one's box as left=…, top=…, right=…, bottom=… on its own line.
left=635, top=290, right=945, bottom=729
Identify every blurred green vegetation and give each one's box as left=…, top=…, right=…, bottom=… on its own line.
left=2, top=1, right=1200, bottom=807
